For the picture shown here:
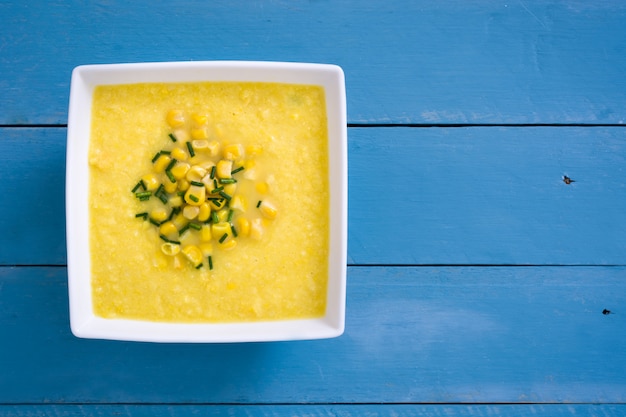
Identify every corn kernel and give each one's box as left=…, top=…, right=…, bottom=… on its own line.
left=192, top=113, right=208, bottom=126
left=212, top=222, right=231, bottom=240
left=215, top=209, right=229, bottom=223
left=172, top=254, right=185, bottom=269
left=220, top=239, right=237, bottom=251
left=230, top=195, right=247, bottom=212
left=223, top=144, right=244, bottom=160
left=153, top=154, right=172, bottom=173
left=171, top=147, right=188, bottom=161
left=185, top=185, right=205, bottom=206
left=172, top=213, right=187, bottom=229
left=208, top=199, right=223, bottom=211
left=192, top=140, right=209, bottom=151
left=236, top=217, right=250, bottom=237
left=159, top=221, right=178, bottom=238
left=207, top=140, right=220, bottom=156
left=183, top=205, right=200, bottom=220
left=255, top=181, right=269, bottom=194
left=164, top=181, right=178, bottom=194
left=191, top=128, right=209, bottom=140
left=150, top=207, right=168, bottom=223
left=166, top=110, right=185, bottom=128
left=168, top=195, right=183, bottom=207
left=182, top=245, right=203, bottom=266
left=250, top=218, right=264, bottom=240
left=170, top=162, right=190, bottom=180
left=161, top=242, right=181, bottom=256
left=177, top=179, right=190, bottom=192
left=172, top=128, right=189, bottom=142
left=198, top=203, right=210, bottom=222
left=217, top=160, right=233, bottom=178
left=223, top=183, right=237, bottom=196
left=201, top=224, right=212, bottom=242
left=186, top=165, right=207, bottom=182
left=259, top=199, right=278, bottom=219
left=141, top=173, right=159, bottom=191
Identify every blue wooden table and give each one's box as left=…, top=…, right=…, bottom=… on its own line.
left=1, top=1, right=626, bottom=416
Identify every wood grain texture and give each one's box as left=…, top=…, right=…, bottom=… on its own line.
left=2, top=404, right=626, bottom=417
left=2, top=126, right=625, bottom=266
left=1, top=1, right=626, bottom=125
left=1, top=266, right=624, bottom=403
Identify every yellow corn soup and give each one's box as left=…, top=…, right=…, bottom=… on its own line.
left=89, top=82, right=329, bottom=322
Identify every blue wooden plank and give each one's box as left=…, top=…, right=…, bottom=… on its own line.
left=1, top=1, right=626, bottom=125
left=1, top=266, right=624, bottom=403
left=2, top=126, right=625, bottom=266
left=2, top=404, right=626, bottom=417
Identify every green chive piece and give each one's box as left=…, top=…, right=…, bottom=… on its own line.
left=231, top=166, right=244, bottom=175
left=208, top=256, right=213, bottom=270
left=165, top=170, right=176, bottom=183
left=256, top=200, right=262, bottom=208
left=169, top=133, right=177, bottom=142
left=177, top=191, right=185, bottom=197
left=219, top=178, right=237, bottom=184
left=151, top=152, right=162, bottom=163
left=189, top=222, right=202, bottom=231
left=140, top=180, right=146, bottom=190
left=149, top=218, right=161, bottom=227
left=158, top=193, right=168, bottom=204
left=165, top=158, right=177, bottom=172
left=186, top=141, right=195, bottom=157
left=135, top=191, right=152, bottom=199
left=214, top=199, right=222, bottom=207
left=230, top=224, right=238, bottom=238
left=218, top=191, right=231, bottom=201
left=211, top=186, right=224, bottom=194
left=195, top=263, right=203, bottom=270
left=159, top=234, right=170, bottom=242
left=210, top=166, right=216, bottom=179
left=139, top=196, right=150, bottom=201
left=211, top=212, right=219, bottom=224
left=179, top=224, right=190, bottom=236
left=169, top=240, right=181, bottom=245
left=219, top=233, right=228, bottom=243
left=155, top=184, right=165, bottom=197
left=190, top=180, right=204, bottom=187
left=227, top=209, right=234, bottom=222
left=135, top=212, right=148, bottom=219
left=189, top=194, right=199, bottom=203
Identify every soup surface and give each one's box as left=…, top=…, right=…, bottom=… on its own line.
left=89, top=82, right=329, bottom=322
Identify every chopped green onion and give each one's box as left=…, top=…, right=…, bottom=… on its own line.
left=210, top=166, right=216, bottom=179
left=132, top=180, right=146, bottom=193
left=230, top=224, right=238, bottom=237
left=208, top=256, right=213, bottom=270
left=256, top=200, right=262, bottom=208
left=158, top=194, right=168, bottom=204
left=219, top=178, right=237, bottom=184
left=231, top=166, right=244, bottom=175
left=179, top=224, right=190, bottom=236
left=168, top=133, right=177, bottom=142
left=189, top=194, right=199, bottom=203
left=165, top=158, right=177, bottom=172
left=149, top=218, right=161, bottom=227
left=151, top=152, right=161, bottom=163
left=177, top=191, right=185, bottom=197
left=218, top=191, right=231, bottom=201
left=190, top=181, right=204, bottom=187
left=227, top=209, right=234, bottom=222
left=195, top=263, right=203, bottom=269
left=135, top=191, right=152, bottom=199
left=159, top=234, right=180, bottom=245
left=135, top=212, right=148, bottom=219
left=211, top=212, right=219, bottom=224
left=186, top=141, right=195, bottom=157
left=219, top=233, right=228, bottom=243
left=211, top=186, right=224, bottom=194
left=139, top=196, right=150, bottom=201
left=189, top=222, right=202, bottom=231
left=213, top=199, right=222, bottom=208
left=165, top=170, right=176, bottom=183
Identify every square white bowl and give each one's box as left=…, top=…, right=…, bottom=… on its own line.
left=66, top=61, right=347, bottom=342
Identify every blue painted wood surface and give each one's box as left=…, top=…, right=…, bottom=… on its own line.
left=1, top=0, right=626, bottom=416
left=1, top=1, right=626, bottom=125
